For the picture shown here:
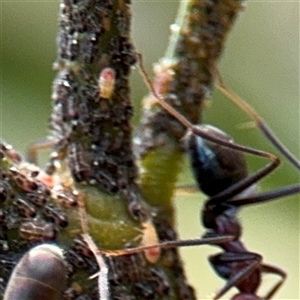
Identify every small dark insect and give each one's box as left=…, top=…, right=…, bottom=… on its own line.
left=149, top=267, right=170, bottom=296
left=52, top=187, right=78, bottom=208
left=0, top=142, right=22, bottom=164
left=43, top=203, right=69, bottom=228
left=13, top=198, right=36, bottom=218
left=0, top=181, right=15, bottom=203
left=3, top=244, right=66, bottom=300
left=19, top=220, right=56, bottom=241
left=26, top=192, right=47, bottom=206
left=9, top=167, right=38, bottom=192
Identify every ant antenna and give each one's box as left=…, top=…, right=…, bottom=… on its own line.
left=137, top=53, right=300, bottom=202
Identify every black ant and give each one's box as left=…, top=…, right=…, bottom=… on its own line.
left=134, top=55, right=300, bottom=299
left=184, top=126, right=288, bottom=300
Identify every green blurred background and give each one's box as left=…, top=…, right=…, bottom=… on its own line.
left=1, top=1, right=299, bottom=299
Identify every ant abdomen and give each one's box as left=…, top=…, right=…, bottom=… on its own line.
left=184, top=125, right=248, bottom=197
left=3, top=244, right=66, bottom=300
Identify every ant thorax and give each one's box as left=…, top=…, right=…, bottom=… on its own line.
left=184, top=124, right=248, bottom=197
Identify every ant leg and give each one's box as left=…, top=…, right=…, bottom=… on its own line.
left=138, top=53, right=270, bottom=155
left=98, top=234, right=234, bottom=257
left=216, top=80, right=300, bottom=170
left=260, top=263, right=287, bottom=300
left=0, top=142, right=22, bottom=163
left=227, top=183, right=300, bottom=207
left=209, top=252, right=262, bottom=300
left=26, top=138, right=55, bottom=164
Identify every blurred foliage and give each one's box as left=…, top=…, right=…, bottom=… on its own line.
left=1, top=1, right=299, bottom=299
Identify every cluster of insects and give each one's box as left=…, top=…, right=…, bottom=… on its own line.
left=0, top=142, right=104, bottom=299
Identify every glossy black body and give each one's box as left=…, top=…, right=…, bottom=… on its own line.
left=185, top=125, right=285, bottom=300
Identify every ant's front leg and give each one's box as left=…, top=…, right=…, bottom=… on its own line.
left=99, top=234, right=235, bottom=257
